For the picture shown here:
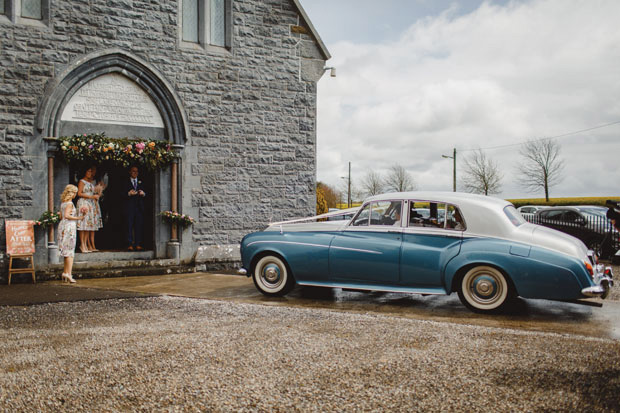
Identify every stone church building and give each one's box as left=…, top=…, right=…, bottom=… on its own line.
left=0, top=0, right=330, bottom=279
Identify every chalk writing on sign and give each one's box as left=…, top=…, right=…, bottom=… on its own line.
left=5, top=220, right=35, bottom=255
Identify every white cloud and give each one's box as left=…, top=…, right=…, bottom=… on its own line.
left=316, top=0, right=620, bottom=199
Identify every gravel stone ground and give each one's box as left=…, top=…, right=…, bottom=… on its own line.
left=1, top=296, right=619, bottom=412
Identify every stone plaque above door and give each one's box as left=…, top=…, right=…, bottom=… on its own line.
left=61, top=73, right=165, bottom=128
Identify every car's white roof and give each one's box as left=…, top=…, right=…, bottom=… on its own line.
left=365, top=191, right=512, bottom=210
left=363, top=191, right=585, bottom=257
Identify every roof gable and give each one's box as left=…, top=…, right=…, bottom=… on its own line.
left=291, top=0, right=331, bottom=60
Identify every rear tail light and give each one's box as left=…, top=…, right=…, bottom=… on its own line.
left=584, top=260, right=594, bottom=276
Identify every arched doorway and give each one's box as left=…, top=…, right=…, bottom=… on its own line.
left=36, top=49, right=189, bottom=258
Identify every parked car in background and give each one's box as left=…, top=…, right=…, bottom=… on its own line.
left=532, top=206, right=620, bottom=257
left=239, top=192, right=613, bottom=313
left=326, top=207, right=358, bottom=222
left=517, top=205, right=547, bottom=219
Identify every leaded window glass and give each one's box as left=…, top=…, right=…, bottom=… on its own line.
left=210, top=0, right=226, bottom=47
left=21, top=0, right=42, bottom=20
left=182, top=0, right=199, bottom=43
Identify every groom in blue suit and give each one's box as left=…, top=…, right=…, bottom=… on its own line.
left=125, top=165, right=146, bottom=250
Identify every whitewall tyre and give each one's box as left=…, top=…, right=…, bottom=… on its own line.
left=253, top=255, right=294, bottom=296
left=458, top=266, right=510, bottom=313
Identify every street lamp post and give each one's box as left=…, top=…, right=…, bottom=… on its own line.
left=442, top=148, right=457, bottom=192
left=340, top=161, right=352, bottom=208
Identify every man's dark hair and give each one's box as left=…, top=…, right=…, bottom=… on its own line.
left=606, top=200, right=620, bottom=220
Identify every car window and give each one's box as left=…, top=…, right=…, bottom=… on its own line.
left=409, top=201, right=447, bottom=228
left=351, top=203, right=371, bottom=226
left=563, top=211, right=582, bottom=222
left=446, top=204, right=466, bottom=230
left=504, top=205, right=526, bottom=226
left=544, top=210, right=564, bottom=219
left=351, top=201, right=403, bottom=227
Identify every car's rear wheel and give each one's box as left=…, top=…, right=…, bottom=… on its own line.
left=458, top=266, right=510, bottom=313
left=253, top=255, right=295, bottom=296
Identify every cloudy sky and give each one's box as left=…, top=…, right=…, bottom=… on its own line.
left=302, top=0, right=620, bottom=200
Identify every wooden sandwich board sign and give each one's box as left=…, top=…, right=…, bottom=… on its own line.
left=5, top=220, right=36, bottom=284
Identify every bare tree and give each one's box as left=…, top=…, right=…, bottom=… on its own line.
left=384, top=164, right=417, bottom=192
left=461, top=149, right=502, bottom=195
left=517, top=139, right=565, bottom=201
left=360, top=170, right=384, bottom=197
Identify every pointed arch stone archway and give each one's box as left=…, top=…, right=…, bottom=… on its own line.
left=36, top=48, right=189, bottom=144
left=36, top=49, right=189, bottom=262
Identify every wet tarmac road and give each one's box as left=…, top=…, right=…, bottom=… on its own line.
left=73, top=271, right=620, bottom=341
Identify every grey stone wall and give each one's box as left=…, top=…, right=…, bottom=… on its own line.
left=0, top=0, right=326, bottom=274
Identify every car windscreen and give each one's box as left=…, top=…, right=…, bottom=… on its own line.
left=579, top=207, right=607, bottom=218
left=504, top=205, right=526, bottom=226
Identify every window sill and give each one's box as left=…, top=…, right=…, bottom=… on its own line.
left=16, top=16, right=49, bottom=29
left=179, top=40, right=231, bottom=56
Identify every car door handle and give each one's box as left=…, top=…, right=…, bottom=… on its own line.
left=387, top=230, right=401, bottom=234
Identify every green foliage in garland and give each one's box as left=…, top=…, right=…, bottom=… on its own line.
left=57, top=133, right=177, bottom=170
left=35, top=211, right=61, bottom=228
left=160, top=211, right=196, bottom=228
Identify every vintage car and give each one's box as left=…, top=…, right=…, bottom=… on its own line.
left=238, top=192, right=613, bottom=313
left=517, top=205, right=548, bottom=220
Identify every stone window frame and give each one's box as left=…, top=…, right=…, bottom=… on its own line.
left=178, top=0, right=233, bottom=54
left=0, top=0, right=50, bottom=28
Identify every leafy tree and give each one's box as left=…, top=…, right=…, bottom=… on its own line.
left=316, top=183, right=328, bottom=215
left=461, top=149, right=502, bottom=195
left=317, top=181, right=339, bottom=208
left=384, top=164, right=417, bottom=192
left=517, top=139, right=565, bottom=201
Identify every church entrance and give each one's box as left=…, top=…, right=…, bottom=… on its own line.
left=69, top=165, right=155, bottom=251
left=37, top=50, right=189, bottom=261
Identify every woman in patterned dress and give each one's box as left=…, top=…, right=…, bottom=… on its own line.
left=76, top=166, right=104, bottom=253
left=57, top=185, right=86, bottom=283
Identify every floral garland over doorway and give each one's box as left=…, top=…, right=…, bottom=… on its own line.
left=57, top=133, right=177, bottom=170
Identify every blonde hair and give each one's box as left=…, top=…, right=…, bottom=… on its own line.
left=60, top=184, right=78, bottom=202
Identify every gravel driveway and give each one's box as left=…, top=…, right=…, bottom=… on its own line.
left=1, top=296, right=619, bottom=412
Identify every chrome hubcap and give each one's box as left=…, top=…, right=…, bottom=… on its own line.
left=470, top=275, right=500, bottom=302
left=263, top=264, right=281, bottom=284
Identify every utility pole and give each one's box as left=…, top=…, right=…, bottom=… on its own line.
left=347, top=161, right=352, bottom=208
left=442, top=148, right=457, bottom=192
left=341, top=161, right=352, bottom=208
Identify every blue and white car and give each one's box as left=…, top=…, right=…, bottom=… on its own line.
left=238, top=192, right=613, bottom=313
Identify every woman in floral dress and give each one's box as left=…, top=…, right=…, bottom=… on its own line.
left=77, top=166, right=104, bottom=252
left=57, top=184, right=85, bottom=283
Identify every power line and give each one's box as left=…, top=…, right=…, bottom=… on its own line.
left=459, top=119, right=620, bottom=153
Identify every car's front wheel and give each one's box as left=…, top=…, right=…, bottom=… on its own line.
left=458, top=265, right=510, bottom=313
left=252, top=254, right=295, bottom=296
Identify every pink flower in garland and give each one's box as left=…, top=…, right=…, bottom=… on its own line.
left=135, top=142, right=146, bottom=154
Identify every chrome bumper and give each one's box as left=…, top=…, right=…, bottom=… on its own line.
left=581, top=265, right=614, bottom=299
left=237, top=268, right=248, bottom=276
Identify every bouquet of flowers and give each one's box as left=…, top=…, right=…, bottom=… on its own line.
left=80, top=205, right=90, bottom=215
left=35, top=211, right=61, bottom=228
left=160, top=211, right=195, bottom=228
